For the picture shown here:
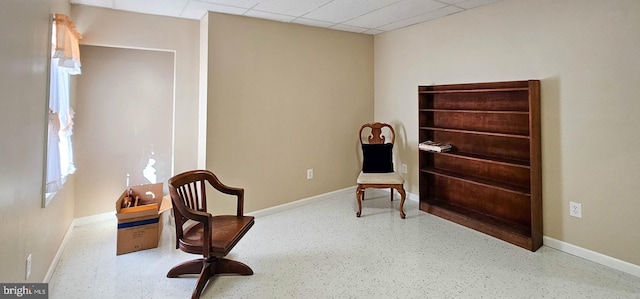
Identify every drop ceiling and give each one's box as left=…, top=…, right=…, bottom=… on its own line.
left=70, top=0, right=502, bottom=35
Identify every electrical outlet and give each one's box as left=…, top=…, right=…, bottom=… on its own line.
left=26, top=254, right=32, bottom=280
left=306, top=169, right=313, bottom=180
left=569, top=201, right=582, bottom=218
left=401, top=164, right=408, bottom=174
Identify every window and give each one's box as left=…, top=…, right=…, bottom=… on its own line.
left=44, top=14, right=82, bottom=206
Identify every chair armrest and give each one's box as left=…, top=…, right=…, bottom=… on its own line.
left=185, top=208, right=211, bottom=224
left=207, top=176, right=246, bottom=217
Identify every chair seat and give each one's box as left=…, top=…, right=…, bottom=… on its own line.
left=357, top=171, right=405, bottom=185
left=180, top=215, right=255, bottom=255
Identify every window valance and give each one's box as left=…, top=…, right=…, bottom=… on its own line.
left=53, top=13, right=82, bottom=74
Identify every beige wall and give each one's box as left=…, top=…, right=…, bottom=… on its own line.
left=73, top=46, right=174, bottom=217
left=71, top=5, right=200, bottom=217
left=0, top=0, right=75, bottom=282
left=207, top=13, right=374, bottom=213
left=374, top=0, right=640, bottom=265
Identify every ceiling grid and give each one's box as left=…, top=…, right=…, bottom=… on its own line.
left=71, top=0, right=502, bottom=34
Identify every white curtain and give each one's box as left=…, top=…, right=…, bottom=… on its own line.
left=46, top=14, right=81, bottom=194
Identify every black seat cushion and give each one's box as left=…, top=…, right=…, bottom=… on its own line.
left=362, top=143, right=394, bottom=173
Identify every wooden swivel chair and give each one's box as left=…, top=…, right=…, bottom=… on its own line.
left=356, top=122, right=407, bottom=219
left=167, top=170, right=254, bottom=299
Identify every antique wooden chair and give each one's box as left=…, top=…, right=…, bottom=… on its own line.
left=167, top=170, right=254, bottom=299
left=356, top=122, right=406, bottom=219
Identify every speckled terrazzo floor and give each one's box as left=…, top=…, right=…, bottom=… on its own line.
left=49, top=192, right=640, bottom=299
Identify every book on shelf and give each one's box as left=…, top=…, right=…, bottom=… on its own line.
left=419, top=140, right=452, bottom=153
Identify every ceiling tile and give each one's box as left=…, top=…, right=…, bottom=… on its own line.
left=244, top=10, right=297, bottom=23
left=70, top=0, right=114, bottom=8
left=198, top=0, right=260, bottom=8
left=375, top=5, right=463, bottom=31
left=292, top=17, right=336, bottom=28
left=303, top=0, right=399, bottom=23
left=363, top=28, right=385, bottom=35
left=253, top=0, right=332, bottom=16
left=70, top=0, right=505, bottom=35
left=436, top=0, right=468, bottom=4
left=344, top=0, right=447, bottom=28
left=181, top=0, right=249, bottom=20
left=455, top=0, right=501, bottom=9
left=114, top=0, right=188, bottom=17
left=330, top=23, right=369, bottom=34
left=180, top=8, right=207, bottom=20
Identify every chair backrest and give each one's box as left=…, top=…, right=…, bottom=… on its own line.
left=168, top=169, right=246, bottom=250
left=359, top=122, right=395, bottom=145
left=168, top=170, right=212, bottom=214
left=359, top=122, right=396, bottom=173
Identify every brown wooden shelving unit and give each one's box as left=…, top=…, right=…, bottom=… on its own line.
left=418, top=80, right=542, bottom=251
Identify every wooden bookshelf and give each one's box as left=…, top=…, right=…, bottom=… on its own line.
left=418, top=80, right=542, bottom=251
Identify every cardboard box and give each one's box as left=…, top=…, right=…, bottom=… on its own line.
left=115, top=183, right=172, bottom=255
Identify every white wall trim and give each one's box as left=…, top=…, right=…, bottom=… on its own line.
left=43, top=211, right=115, bottom=283
left=379, top=188, right=419, bottom=202
left=388, top=190, right=640, bottom=278
left=543, top=236, right=640, bottom=278
left=45, top=188, right=639, bottom=283
left=43, top=220, right=75, bottom=283
left=74, top=211, right=115, bottom=226
left=246, top=187, right=419, bottom=219
left=247, top=186, right=357, bottom=218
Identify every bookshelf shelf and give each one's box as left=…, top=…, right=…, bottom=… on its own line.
left=418, top=80, right=542, bottom=251
left=435, top=150, right=530, bottom=169
left=418, top=87, right=529, bottom=94
left=419, top=109, right=530, bottom=115
left=420, top=198, right=533, bottom=247
left=420, top=126, right=530, bottom=139
left=420, top=167, right=531, bottom=196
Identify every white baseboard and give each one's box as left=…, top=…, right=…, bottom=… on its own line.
left=543, top=236, right=640, bottom=277
left=379, top=188, right=419, bottom=202
left=43, top=211, right=115, bottom=283
left=247, top=187, right=418, bottom=219
left=74, top=211, right=115, bottom=226
left=45, top=188, right=639, bottom=283
left=393, top=189, right=640, bottom=278
left=43, top=220, right=75, bottom=283
left=248, top=186, right=357, bottom=218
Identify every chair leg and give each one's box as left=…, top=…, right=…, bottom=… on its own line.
left=168, top=257, right=253, bottom=299
left=355, top=186, right=363, bottom=217
left=397, top=187, right=406, bottom=219
left=191, top=259, right=214, bottom=299
left=167, top=258, right=205, bottom=277
left=215, top=258, right=254, bottom=275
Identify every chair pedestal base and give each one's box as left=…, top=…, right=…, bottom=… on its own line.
left=356, top=184, right=406, bottom=219
left=167, top=257, right=253, bottom=299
